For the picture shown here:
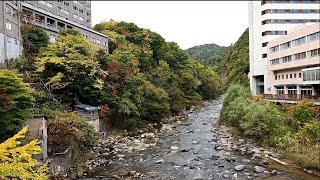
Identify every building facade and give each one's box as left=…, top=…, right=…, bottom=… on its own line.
left=1, top=0, right=108, bottom=63
left=248, top=0, right=320, bottom=95
left=266, top=23, right=320, bottom=103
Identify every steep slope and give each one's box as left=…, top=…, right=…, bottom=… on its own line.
left=185, top=43, right=228, bottom=68
left=219, top=28, right=249, bottom=89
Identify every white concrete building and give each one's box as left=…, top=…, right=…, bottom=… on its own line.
left=248, top=0, right=320, bottom=95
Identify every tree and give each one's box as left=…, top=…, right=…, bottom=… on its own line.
left=36, top=29, right=107, bottom=105
left=21, top=24, right=50, bottom=62
left=0, top=126, right=47, bottom=179
left=0, top=70, right=34, bottom=141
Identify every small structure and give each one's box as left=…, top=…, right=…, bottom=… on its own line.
left=24, top=116, right=48, bottom=162
left=75, top=104, right=100, bottom=132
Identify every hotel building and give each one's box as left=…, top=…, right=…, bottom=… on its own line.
left=265, top=23, right=320, bottom=104
left=248, top=0, right=320, bottom=95
left=0, top=0, right=108, bottom=63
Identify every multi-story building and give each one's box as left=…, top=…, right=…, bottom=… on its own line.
left=248, top=0, right=320, bottom=95
left=265, top=23, right=320, bottom=104
left=0, top=0, right=108, bottom=63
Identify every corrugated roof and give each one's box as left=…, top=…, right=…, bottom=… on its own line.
left=75, top=104, right=99, bottom=111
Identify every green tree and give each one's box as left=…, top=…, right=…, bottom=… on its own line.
left=36, top=29, right=107, bottom=105
left=0, top=126, right=47, bottom=179
left=21, top=24, right=50, bottom=62
left=0, top=70, right=34, bottom=141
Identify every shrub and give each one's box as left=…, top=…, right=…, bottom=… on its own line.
left=47, top=112, right=96, bottom=154
left=240, top=100, right=285, bottom=143
left=220, top=83, right=251, bottom=122
left=288, top=99, right=317, bottom=130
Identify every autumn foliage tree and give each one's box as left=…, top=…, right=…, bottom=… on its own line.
left=36, top=29, right=107, bottom=105
left=0, top=126, right=47, bottom=179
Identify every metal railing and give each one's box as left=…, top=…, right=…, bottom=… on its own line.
left=264, top=94, right=320, bottom=102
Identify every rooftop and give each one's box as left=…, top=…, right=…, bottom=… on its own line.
left=75, top=104, right=100, bottom=111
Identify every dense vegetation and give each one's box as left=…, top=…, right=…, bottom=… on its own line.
left=221, top=84, right=320, bottom=170
left=185, top=43, right=228, bottom=70
left=186, top=29, right=249, bottom=89
left=219, top=29, right=249, bottom=88
left=0, top=21, right=222, bottom=177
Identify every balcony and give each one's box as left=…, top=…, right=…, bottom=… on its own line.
left=264, top=94, right=320, bottom=105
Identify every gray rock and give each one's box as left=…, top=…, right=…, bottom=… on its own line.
left=234, top=165, right=245, bottom=171
left=307, top=170, right=313, bottom=174
left=254, top=166, right=266, bottom=173
left=252, top=153, right=262, bottom=159
left=223, top=174, right=229, bottom=179
left=155, top=159, right=164, bottom=164
left=260, top=160, right=269, bottom=166
left=263, top=171, right=270, bottom=175
left=271, top=170, right=277, bottom=175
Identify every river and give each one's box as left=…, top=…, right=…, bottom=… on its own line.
left=79, top=99, right=318, bottom=180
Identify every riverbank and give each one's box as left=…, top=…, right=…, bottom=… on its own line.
left=77, top=99, right=318, bottom=180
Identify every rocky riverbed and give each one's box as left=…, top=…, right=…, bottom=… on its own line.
left=78, top=99, right=319, bottom=180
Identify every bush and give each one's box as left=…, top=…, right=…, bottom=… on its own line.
left=240, top=100, right=285, bottom=143
left=220, top=84, right=251, bottom=122
left=47, top=112, right=96, bottom=154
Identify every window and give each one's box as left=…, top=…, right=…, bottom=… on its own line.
left=262, top=42, right=268, bottom=47
left=79, top=16, right=84, bottom=21
left=87, top=12, right=91, bottom=16
left=91, top=37, right=95, bottom=42
left=270, top=58, right=280, bottom=65
left=262, top=53, right=267, bottom=58
left=96, top=39, right=101, bottom=44
left=294, top=73, right=296, bottom=78
left=292, top=36, right=306, bottom=46
left=270, top=45, right=279, bottom=53
left=290, top=74, right=292, bottom=78
left=7, top=36, right=12, bottom=43
left=281, top=55, right=292, bottom=63
left=39, top=1, right=45, bottom=5
left=104, top=42, right=108, bottom=46
left=280, top=41, right=291, bottom=50
left=275, top=76, right=278, bottom=80
left=58, top=7, right=63, bottom=12
left=286, top=74, right=288, bottom=79
left=299, top=73, right=302, bottom=78
left=58, top=0, right=63, bottom=3
left=5, top=6, right=12, bottom=15
left=73, top=14, right=78, bottom=18
left=6, top=22, right=12, bottom=31
left=307, top=31, right=320, bottom=42
left=307, top=48, right=320, bottom=58
left=64, top=10, right=70, bottom=15
left=282, top=75, right=284, bottom=79
left=73, top=6, right=78, bottom=10
left=276, top=87, right=285, bottom=95
left=64, top=2, right=69, bottom=6
left=79, top=9, right=84, bottom=13
left=47, top=2, right=53, bottom=8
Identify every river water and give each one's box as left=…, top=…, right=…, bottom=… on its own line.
left=79, top=99, right=318, bottom=180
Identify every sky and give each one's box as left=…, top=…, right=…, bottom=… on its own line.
left=92, top=1, right=248, bottom=50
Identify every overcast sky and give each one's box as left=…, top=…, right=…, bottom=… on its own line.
left=92, top=1, right=248, bottom=50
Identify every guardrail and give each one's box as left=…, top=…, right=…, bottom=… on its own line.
left=264, top=94, right=320, bottom=102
